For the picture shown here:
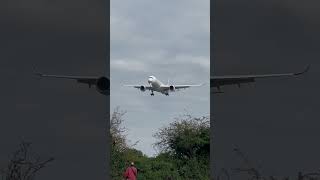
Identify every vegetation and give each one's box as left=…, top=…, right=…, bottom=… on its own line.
left=110, top=107, right=320, bottom=180
left=0, top=141, right=54, bottom=180
left=110, top=107, right=210, bottom=180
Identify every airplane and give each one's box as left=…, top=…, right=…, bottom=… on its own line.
left=34, top=65, right=309, bottom=96
left=35, top=72, right=110, bottom=95
left=211, top=65, right=310, bottom=93
left=124, top=75, right=204, bottom=96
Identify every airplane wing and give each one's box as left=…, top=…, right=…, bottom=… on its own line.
left=35, top=73, right=99, bottom=87
left=35, top=72, right=110, bottom=95
left=161, top=84, right=204, bottom=90
left=211, top=65, right=309, bottom=91
left=124, top=85, right=153, bottom=90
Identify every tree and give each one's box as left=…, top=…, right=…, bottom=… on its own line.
left=110, top=109, right=210, bottom=180
left=154, top=114, right=210, bottom=160
left=110, top=107, right=129, bottom=179
left=110, top=107, right=144, bottom=179
left=153, top=114, right=210, bottom=179
left=110, top=106, right=128, bottom=152
left=0, top=141, right=54, bottom=180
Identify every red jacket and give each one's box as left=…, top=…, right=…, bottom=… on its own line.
left=123, top=166, right=137, bottom=180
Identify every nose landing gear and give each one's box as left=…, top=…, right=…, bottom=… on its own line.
left=151, top=90, right=154, bottom=96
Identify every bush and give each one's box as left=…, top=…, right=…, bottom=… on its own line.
left=110, top=108, right=210, bottom=180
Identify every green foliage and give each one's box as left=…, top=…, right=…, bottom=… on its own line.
left=110, top=108, right=210, bottom=180
left=154, top=114, right=210, bottom=160
left=153, top=115, right=210, bottom=180
left=111, top=144, right=126, bottom=180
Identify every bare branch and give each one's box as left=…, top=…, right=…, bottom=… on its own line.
left=0, top=141, right=54, bottom=180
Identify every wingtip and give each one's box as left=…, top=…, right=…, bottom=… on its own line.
left=294, top=64, right=310, bottom=75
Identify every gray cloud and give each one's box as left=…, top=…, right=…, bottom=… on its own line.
left=111, top=0, right=210, bottom=156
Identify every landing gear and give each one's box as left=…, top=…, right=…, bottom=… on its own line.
left=151, top=90, right=154, bottom=96
left=165, top=93, right=169, bottom=96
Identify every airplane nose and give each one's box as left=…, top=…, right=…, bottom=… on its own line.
left=148, top=78, right=152, bottom=83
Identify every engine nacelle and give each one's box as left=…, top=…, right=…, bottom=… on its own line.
left=140, top=86, right=146, bottom=92
left=96, top=76, right=110, bottom=95
left=169, top=85, right=175, bottom=91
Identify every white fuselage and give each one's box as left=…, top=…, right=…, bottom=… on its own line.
left=148, top=76, right=168, bottom=94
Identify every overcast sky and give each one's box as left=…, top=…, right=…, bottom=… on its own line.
left=110, top=0, right=210, bottom=156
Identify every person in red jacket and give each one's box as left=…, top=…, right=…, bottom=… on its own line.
left=123, top=162, right=138, bottom=180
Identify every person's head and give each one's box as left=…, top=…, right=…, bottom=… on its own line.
left=130, top=162, right=134, bottom=166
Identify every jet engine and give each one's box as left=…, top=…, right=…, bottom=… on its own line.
left=140, top=86, right=146, bottom=92
left=96, top=76, right=110, bottom=95
left=169, top=85, right=175, bottom=91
